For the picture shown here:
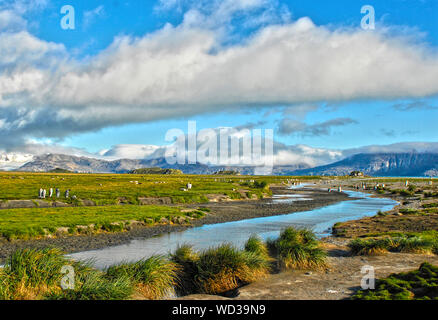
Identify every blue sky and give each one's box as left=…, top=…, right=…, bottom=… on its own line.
left=27, top=0, right=438, bottom=50
left=1, top=0, right=438, bottom=165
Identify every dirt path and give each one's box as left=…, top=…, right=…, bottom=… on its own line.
left=180, top=242, right=438, bottom=300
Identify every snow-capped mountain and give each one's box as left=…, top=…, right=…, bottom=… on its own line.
left=0, top=153, right=34, bottom=171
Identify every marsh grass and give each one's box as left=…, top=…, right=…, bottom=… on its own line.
left=170, top=244, right=200, bottom=296
left=394, top=237, right=435, bottom=254
left=171, top=243, right=271, bottom=295
left=267, top=227, right=327, bottom=270
left=105, top=256, right=178, bottom=300
left=46, top=271, right=133, bottom=300
left=0, top=172, right=287, bottom=204
left=0, top=248, right=95, bottom=300
left=244, top=235, right=270, bottom=261
left=348, top=238, right=393, bottom=256
left=1, top=231, right=328, bottom=300
left=194, top=244, right=270, bottom=294
left=352, top=262, right=438, bottom=300
left=0, top=205, right=187, bottom=240
left=0, top=248, right=181, bottom=300
left=349, top=235, right=437, bottom=256
left=0, top=171, right=295, bottom=240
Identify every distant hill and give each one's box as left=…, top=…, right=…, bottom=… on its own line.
left=47, top=168, right=74, bottom=173
left=19, top=154, right=143, bottom=174
left=213, top=170, right=241, bottom=175
left=17, top=152, right=438, bottom=176
left=129, top=168, right=183, bottom=175
left=18, top=153, right=308, bottom=174
left=293, top=153, right=438, bottom=177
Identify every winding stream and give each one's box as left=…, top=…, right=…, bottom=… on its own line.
left=70, top=189, right=397, bottom=269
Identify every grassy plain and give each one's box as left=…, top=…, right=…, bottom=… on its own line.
left=0, top=172, right=308, bottom=240
left=0, top=172, right=296, bottom=204
left=0, top=205, right=198, bottom=240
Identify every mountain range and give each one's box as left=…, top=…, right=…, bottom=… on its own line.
left=11, top=152, right=438, bottom=177
left=292, top=153, right=438, bottom=177
left=17, top=153, right=308, bottom=175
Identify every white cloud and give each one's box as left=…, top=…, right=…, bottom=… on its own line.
left=1, top=1, right=438, bottom=149
left=0, top=9, right=26, bottom=31
left=344, top=142, right=438, bottom=156
left=83, top=5, right=105, bottom=29
left=17, top=18, right=438, bottom=110
left=0, top=31, right=65, bottom=67
left=95, top=128, right=346, bottom=168
left=101, top=144, right=160, bottom=160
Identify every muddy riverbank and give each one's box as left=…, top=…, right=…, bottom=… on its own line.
left=0, top=187, right=351, bottom=261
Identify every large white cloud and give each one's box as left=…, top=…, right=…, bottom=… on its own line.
left=45, top=19, right=438, bottom=110
left=1, top=0, right=438, bottom=149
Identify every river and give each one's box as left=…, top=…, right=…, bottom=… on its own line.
left=70, top=189, right=397, bottom=269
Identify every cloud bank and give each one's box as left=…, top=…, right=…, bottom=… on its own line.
left=1, top=0, right=438, bottom=151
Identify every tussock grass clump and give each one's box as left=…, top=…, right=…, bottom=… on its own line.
left=171, top=243, right=271, bottom=295
left=348, top=238, right=393, bottom=256
left=170, top=245, right=200, bottom=296
left=349, top=236, right=437, bottom=256
left=194, top=244, right=270, bottom=294
left=267, top=227, right=327, bottom=270
left=0, top=270, right=16, bottom=300
left=352, top=262, right=438, bottom=300
left=46, top=271, right=132, bottom=300
left=0, top=248, right=95, bottom=300
left=393, top=237, right=435, bottom=254
left=244, top=235, right=270, bottom=261
left=105, top=256, right=178, bottom=300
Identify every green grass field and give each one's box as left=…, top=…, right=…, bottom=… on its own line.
left=0, top=205, right=199, bottom=240
left=0, top=172, right=297, bottom=205
left=0, top=172, right=313, bottom=240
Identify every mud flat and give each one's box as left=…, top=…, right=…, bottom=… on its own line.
left=0, top=187, right=351, bottom=261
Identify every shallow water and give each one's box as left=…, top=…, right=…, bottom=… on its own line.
left=70, top=190, right=397, bottom=269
